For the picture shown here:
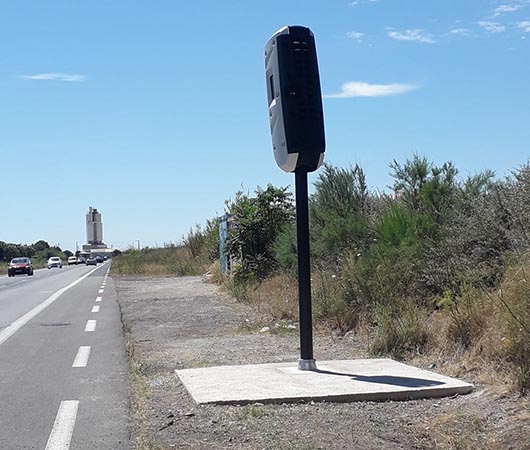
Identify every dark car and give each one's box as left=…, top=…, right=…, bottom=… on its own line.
left=95, top=256, right=103, bottom=263
left=86, top=257, right=98, bottom=266
left=8, top=257, right=34, bottom=277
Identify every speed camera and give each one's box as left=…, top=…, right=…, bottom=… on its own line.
left=265, top=25, right=325, bottom=173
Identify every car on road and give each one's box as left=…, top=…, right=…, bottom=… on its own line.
left=7, top=257, right=34, bottom=277
left=95, top=256, right=103, bottom=263
left=86, top=256, right=98, bottom=266
left=67, top=256, right=78, bottom=265
left=47, top=257, right=63, bottom=269
left=77, top=256, right=86, bottom=264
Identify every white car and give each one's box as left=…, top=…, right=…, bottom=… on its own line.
left=67, top=256, right=78, bottom=265
left=47, top=257, right=63, bottom=269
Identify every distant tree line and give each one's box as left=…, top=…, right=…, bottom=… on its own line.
left=0, top=240, right=71, bottom=263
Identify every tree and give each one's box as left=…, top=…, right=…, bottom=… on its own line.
left=390, top=154, right=459, bottom=224
left=226, top=184, right=294, bottom=280
left=33, top=240, right=50, bottom=252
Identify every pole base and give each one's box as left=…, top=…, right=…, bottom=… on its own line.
left=298, top=359, right=317, bottom=371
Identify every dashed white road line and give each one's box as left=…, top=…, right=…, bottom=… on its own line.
left=85, top=320, right=97, bottom=332
left=98, top=289, right=104, bottom=294
left=91, top=305, right=100, bottom=313
left=72, top=346, right=91, bottom=368
left=0, top=266, right=100, bottom=346
left=95, top=296, right=102, bottom=302
left=44, top=400, right=79, bottom=450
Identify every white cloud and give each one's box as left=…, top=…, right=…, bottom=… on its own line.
left=387, top=29, right=435, bottom=43
left=478, top=21, right=506, bottom=33
left=20, top=72, right=87, bottom=82
left=348, top=0, right=377, bottom=6
left=450, top=28, right=471, bottom=36
left=346, top=31, right=364, bottom=41
left=492, top=1, right=530, bottom=17
left=518, top=20, right=530, bottom=32
left=493, top=4, right=522, bottom=16
left=324, top=81, right=419, bottom=98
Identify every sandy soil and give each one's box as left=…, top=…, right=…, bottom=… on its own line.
left=115, top=275, right=530, bottom=450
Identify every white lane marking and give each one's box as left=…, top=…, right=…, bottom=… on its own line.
left=40, top=291, right=54, bottom=294
left=95, top=296, right=102, bottom=302
left=98, top=289, right=104, bottom=293
left=72, top=346, right=91, bottom=368
left=85, top=320, right=97, bottom=332
left=91, top=305, right=100, bottom=313
left=44, top=400, right=79, bottom=450
left=0, top=266, right=100, bottom=346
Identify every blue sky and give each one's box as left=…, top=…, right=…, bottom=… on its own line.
left=1, top=0, right=529, bottom=250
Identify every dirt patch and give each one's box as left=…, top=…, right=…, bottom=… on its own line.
left=116, top=276, right=530, bottom=450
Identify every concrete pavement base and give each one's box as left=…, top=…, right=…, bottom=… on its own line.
left=175, top=358, right=473, bottom=405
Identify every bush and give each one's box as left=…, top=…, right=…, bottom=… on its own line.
left=273, top=223, right=297, bottom=274
left=310, top=164, right=370, bottom=264
left=226, top=185, right=294, bottom=281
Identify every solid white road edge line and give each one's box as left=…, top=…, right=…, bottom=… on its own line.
left=91, top=305, right=100, bottom=313
left=0, top=266, right=100, bottom=346
left=44, top=400, right=79, bottom=450
left=72, top=346, right=91, bottom=368
left=95, top=296, right=102, bottom=302
left=85, top=320, right=97, bottom=332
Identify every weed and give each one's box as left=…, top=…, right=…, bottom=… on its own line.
left=230, top=405, right=270, bottom=420
left=370, top=302, right=430, bottom=359
left=442, top=287, right=489, bottom=348
left=313, top=270, right=358, bottom=334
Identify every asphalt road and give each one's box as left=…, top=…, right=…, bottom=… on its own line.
left=0, top=262, right=130, bottom=449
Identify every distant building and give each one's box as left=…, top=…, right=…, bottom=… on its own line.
left=86, top=207, right=104, bottom=245
left=82, top=206, right=112, bottom=256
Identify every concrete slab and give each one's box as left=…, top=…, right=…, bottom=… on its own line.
left=175, top=359, right=473, bottom=405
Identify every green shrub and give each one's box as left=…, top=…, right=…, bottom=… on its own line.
left=273, top=223, right=297, bottom=274
left=310, top=164, right=369, bottom=263
left=226, top=184, right=294, bottom=281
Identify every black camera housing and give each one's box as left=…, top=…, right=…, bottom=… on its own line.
left=265, top=26, right=325, bottom=173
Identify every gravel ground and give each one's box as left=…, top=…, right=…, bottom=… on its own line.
left=115, top=276, right=530, bottom=450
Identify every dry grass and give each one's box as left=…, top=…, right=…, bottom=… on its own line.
left=369, top=301, right=430, bottom=359
left=413, top=397, right=530, bottom=450
left=415, top=407, right=493, bottom=450
left=123, top=321, right=171, bottom=450
left=203, top=260, right=224, bottom=285
left=313, top=270, right=359, bottom=335
left=226, top=273, right=299, bottom=325
left=112, top=247, right=211, bottom=277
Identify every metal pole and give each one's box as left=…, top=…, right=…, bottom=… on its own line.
left=295, top=169, right=316, bottom=371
